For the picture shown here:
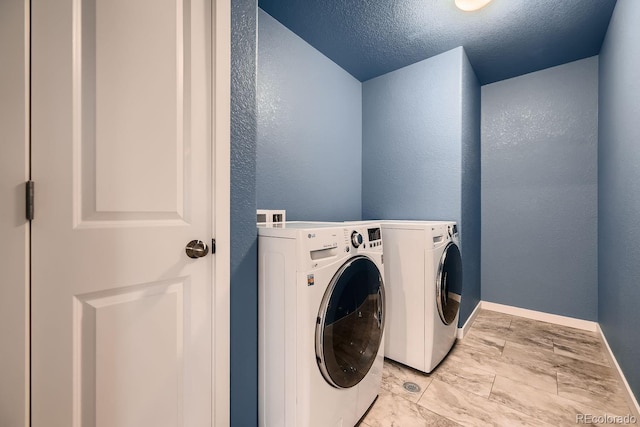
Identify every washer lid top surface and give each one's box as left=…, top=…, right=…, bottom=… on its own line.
left=258, top=221, right=348, bottom=238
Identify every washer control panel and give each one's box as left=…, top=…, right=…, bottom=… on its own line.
left=343, top=226, right=383, bottom=252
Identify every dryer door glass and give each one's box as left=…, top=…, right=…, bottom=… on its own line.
left=316, top=256, right=385, bottom=389
left=436, top=243, right=462, bottom=325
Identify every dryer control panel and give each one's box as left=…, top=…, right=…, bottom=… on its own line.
left=431, top=222, right=459, bottom=249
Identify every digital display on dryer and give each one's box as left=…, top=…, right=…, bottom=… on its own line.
left=367, top=227, right=381, bottom=242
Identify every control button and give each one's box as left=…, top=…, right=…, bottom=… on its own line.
left=351, top=231, right=363, bottom=248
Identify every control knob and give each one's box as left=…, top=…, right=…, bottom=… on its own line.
left=351, top=231, right=363, bottom=248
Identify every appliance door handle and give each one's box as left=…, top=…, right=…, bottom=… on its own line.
left=377, top=287, right=383, bottom=329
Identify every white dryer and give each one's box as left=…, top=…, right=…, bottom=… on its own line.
left=381, top=221, right=462, bottom=373
left=258, top=222, right=385, bottom=427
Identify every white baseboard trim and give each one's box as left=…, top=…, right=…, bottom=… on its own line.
left=457, top=301, right=482, bottom=339
left=480, top=301, right=598, bottom=332
left=597, top=324, right=640, bottom=418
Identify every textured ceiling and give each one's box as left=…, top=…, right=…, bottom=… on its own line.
left=258, top=0, right=617, bottom=84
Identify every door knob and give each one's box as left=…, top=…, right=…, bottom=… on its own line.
left=185, top=240, right=209, bottom=259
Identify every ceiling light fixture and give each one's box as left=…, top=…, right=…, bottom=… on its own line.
left=455, top=0, right=493, bottom=12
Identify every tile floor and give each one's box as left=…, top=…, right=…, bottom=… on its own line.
left=360, top=309, right=637, bottom=426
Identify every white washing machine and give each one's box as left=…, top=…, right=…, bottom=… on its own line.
left=381, top=221, right=462, bottom=373
left=258, top=222, right=385, bottom=427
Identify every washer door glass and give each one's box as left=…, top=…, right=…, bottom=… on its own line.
left=316, top=256, right=385, bottom=389
left=436, top=243, right=462, bottom=325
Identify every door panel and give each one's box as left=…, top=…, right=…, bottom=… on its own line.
left=31, top=0, right=213, bottom=425
left=75, top=279, right=188, bottom=427
left=77, top=0, right=189, bottom=220
left=74, top=0, right=197, bottom=225
left=94, top=0, right=181, bottom=215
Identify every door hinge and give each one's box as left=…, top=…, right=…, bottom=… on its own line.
left=211, top=239, right=216, bottom=254
left=26, top=180, right=34, bottom=221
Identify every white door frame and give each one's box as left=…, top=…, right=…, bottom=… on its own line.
left=212, top=0, right=231, bottom=424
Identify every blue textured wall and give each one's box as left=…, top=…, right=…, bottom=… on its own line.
left=460, top=52, right=482, bottom=328
left=598, top=0, right=640, bottom=402
left=481, top=57, right=599, bottom=321
left=231, top=0, right=258, bottom=424
left=257, top=9, right=362, bottom=221
left=362, top=47, right=462, bottom=222
left=362, top=47, right=481, bottom=325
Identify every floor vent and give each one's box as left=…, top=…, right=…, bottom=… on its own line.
left=402, top=381, right=421, bottom=393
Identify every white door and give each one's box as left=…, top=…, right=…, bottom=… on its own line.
left=30, top=0, right=229, bottom=425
